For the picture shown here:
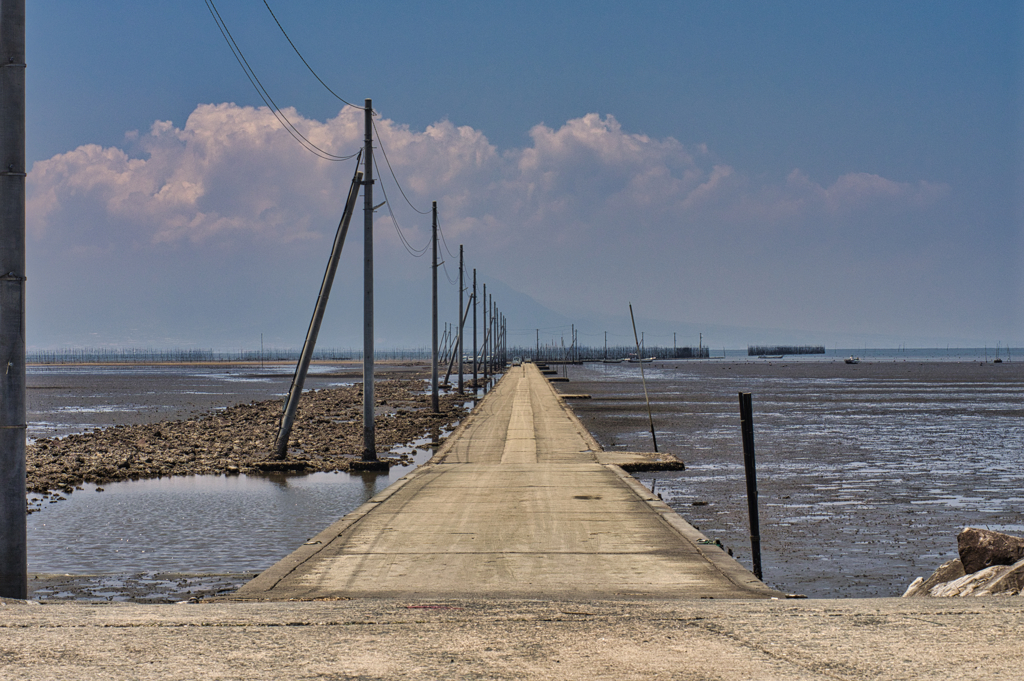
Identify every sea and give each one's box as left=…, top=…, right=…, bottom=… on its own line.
left=24, top=349, right=1023, bottom=598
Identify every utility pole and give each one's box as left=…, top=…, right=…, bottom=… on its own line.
left=430, top=201, right=438, bottom=413
left=482, top=283, right=488, bottom=383
left=673, top=332, right=676, bottom=357
left=457, top=245, right=464, bottom=394
left=604, top=331, right=607, bottom=360
left=472, top=269, right=477, bottom=388
left=361, top=99, right=377, bottom=461
left=0, top=0, right=26, bottom=600
left=536, top=328, right=539, bottom=360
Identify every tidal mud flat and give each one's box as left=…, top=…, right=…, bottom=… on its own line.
left=26, top=362, right=467, bottom=507
left=556, top=358, right=1024, bottom=598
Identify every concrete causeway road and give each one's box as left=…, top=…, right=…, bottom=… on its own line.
left=233, top=362, right=780, bottom=601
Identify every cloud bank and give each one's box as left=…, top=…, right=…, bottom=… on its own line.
left=29, top=104, right=945, bottom=247
left=28, top=103, right=988, bottom=348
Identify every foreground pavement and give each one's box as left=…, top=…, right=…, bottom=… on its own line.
left=2, top=596, right=1021, bottom=679
left=232, top=362, right=775, bottom=600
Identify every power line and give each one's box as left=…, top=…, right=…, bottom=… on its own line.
left=204, top=0, right=358, bottom=162
left=372, top=155, right=431, bottom=258
left=372, top=118, right=431, bottom=215
left=261, top=0, right=367, bottom=112
left=434, top=213, right=459, bottom=261
left=439, top=254, right=459, bottom=286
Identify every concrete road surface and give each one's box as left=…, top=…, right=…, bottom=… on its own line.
left=2, top=596, right=1020, bottom=680
left=233, top=363, right=777, bottom=600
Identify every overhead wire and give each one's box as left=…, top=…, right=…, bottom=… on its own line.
left=434, top=213, right=460, bottom=261
left=260, top=0, right=368, bottom=111
left=371, top=155, right=431, bottom=258
left=211, top=1, right=473, bottom=286
left=371, top=118, right=431, bottom=215
left=439, top=254, right=460, bottom=286
left=204, top=0, right=358, bottom=161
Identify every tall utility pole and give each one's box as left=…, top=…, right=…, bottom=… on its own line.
left=482, top=283, right=488, bottom=383
left=362, top=99, right=377, bottom=461
left=457, top=245, right=464, bottom=394
left=430, top=201, right=438, bottom=413
left=0, top=0, right=26, bottom=600
left=472, top=269, right=477, bottom=388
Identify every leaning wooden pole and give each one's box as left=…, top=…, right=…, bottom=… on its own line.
left=273, top=161, right=362, bottom=459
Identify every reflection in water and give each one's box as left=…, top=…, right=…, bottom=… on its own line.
left=27, top=445, right=437, bottom=575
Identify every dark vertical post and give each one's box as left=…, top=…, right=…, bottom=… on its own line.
left=457, top=245, right=464, bottom=394
left=629, top=303, right=658, bottom=452
left=362, top=99, right=376, bottom=461
left=482, top=283, right=488, bottom=384
left=738, top=392, right=763, bottom=580
left=430, top=201, right=438, bottom=413
left=0, top=0, right=26, bottom=600
left=472, top=269, right=477, bottom=388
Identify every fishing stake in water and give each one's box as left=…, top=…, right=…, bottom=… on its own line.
left=629, top=303, right=658, bottom=452
left=738, top=391, right=763, bottom=580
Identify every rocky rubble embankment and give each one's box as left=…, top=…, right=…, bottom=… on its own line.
left=903, top=527, right=1024, bottom=597
left=26, top=379, right=467, bottom=508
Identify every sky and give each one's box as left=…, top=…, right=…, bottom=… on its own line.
left=22, top=1, right=1024, bottom=351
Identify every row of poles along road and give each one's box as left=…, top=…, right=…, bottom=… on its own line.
left=268, top=99, right=508, bottom=463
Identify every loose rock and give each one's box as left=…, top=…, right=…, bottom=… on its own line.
left=26, top=379, right=466, bottom=504
left=957, top=527, right=1024, bottom=574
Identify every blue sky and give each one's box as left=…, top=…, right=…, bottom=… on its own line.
left=23, top=1, right=1023, bottom=350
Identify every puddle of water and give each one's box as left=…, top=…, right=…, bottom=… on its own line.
left=27, top=441, right=440, bottom=575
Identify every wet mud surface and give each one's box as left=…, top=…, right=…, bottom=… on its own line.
left=28, top=572, right=259, bottom=604
left=556, top=359, right=1024, bottom=598
left=27, top=364, right=467, bottom=506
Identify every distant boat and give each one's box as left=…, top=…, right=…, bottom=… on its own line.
left=626, top=354, right=655, bottom=364
left=845, top=356, right=860, bottom=364
left=758, top=355, right=784, bottom=359
left=601, top=358, right=624, bottom=364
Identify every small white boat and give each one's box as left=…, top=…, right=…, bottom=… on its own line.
left=844, top=356, right=860, bottom=364
left=626, top=355, right=655, bottom=364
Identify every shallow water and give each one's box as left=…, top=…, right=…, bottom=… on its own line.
left=27, top=445, right=435, bottom=575
left=25, top=362, right=467, bottom=579
left=558, top=357, right=1024, bottom=597
left=27, top=362, right=360, bottom=440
